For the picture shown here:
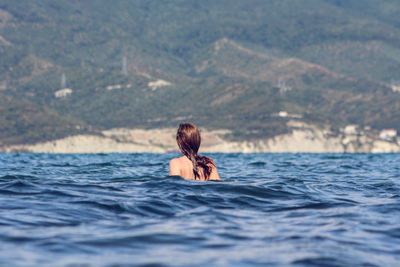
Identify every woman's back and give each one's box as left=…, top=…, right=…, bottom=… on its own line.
left=169, top=156, right=220, bottom=181
left=170, top=122, right=220, bottom=181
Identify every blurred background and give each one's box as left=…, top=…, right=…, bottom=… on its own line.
left=1, top=0, right=400, bottom=152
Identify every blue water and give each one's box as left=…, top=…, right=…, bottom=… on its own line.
left=0, top=153, right=399, bottom=266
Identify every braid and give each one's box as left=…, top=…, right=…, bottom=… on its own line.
left=176, top=122, right=215, bottom=180
left=188, top=153, right=200, bottom=179
left=183, top=151, right=213, bottom=180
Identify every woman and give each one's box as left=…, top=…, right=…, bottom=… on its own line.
left=169, top=122, right=220, bottom=181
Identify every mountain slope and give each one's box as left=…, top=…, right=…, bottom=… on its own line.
left=0, top=93, right=85, bottom=145
left=1, top=1, right=400, bottom=144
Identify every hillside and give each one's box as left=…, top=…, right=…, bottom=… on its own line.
left=0, top=93, right=86, bottom=145
left=1, top=0, right=400, bottom=145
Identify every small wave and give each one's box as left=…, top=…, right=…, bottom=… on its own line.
left=40, top=189, right=79, bottom=198
left=273, top=161, right=297, bottom=168
left=292, top=257, right=348, bottom=266
left=81, top=162, right=114, bottom=167
left=50, top=163, right=78, bottom=167
left=248, top=161, right=267, bottom=167
left=0, top=174, right=40, bottom=181
left=135, top=201, right=176, bottom=217
left=137, top=162, right=164, bottom=167
left=0, top=180, right=42, bottom=195
left=215, top=183, right=300, bottom=200
left=69, top=200, right=127, bottom=213
left=229, top=195, right=273, bottom=209
left=78, top=233, right=206, bottom=248
left=60, top=183, right=124, bottom=193
left=270, top=201, right=354, bottom=213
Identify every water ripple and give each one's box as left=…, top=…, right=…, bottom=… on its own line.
left=0, top=153, right=399, bottom=266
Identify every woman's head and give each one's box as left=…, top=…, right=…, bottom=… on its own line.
left=176, top=122, right=201, bottom=157
left=176, top=122, right=214, bottom=180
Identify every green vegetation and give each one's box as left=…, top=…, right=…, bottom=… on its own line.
left=0, top=94, right=85, bottom=144
left=1, top=0, right=400, bottom=144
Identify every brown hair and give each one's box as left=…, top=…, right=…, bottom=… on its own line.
left=176, top=122, right=215, bottom=180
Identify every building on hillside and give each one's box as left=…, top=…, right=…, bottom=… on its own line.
left=106, top=84, right=122, bottom=90
left=274, top=111, right=302, bottom=119
left=278, top=111, right=288, bottom=117
left=379, top=129, right=397, bottom=140
left=390, top=79, right=400, bottom=92
left=54, top=88, right=73, bottom=98
left=148, top=79, right=171, bottom=91
left=343, top=125, right=358, bottom=135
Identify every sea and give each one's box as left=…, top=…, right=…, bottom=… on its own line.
left=0, top=153, right=399, bottom=266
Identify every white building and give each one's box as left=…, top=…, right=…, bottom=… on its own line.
left=379, top=129, right=397, bottom=140
left=106, top=84, right=122, bottom=90
left=148, top=79, right=171, bottom=91
left=278, top=111, right=288, bottom=118
left=274, top=111, right=302, bottom=119
left=54, top=88, right=73, bottom=98
left=343, top=125, right=358, bottom=135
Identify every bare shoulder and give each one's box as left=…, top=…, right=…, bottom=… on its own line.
left=208, top=159, right=220, bottom=181
left=169, top=157, right=180, bottom=164
left=169, top=157, right=182, bottom=176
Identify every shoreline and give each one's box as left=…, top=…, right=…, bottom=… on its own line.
left=1, top=122, right=399, bottom=154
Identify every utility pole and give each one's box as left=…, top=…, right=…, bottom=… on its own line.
left=61, top=72, right=66, bottom=89
left=122, top=56, right=128, bottom=75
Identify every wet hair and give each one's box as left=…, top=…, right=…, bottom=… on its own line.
left=176, top=122, right=215, bottom=180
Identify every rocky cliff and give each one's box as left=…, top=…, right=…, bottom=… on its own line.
left=2, top=121, right=399, bottom=153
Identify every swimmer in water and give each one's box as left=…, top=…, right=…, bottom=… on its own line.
left=169, top=122, right=220, bottom=181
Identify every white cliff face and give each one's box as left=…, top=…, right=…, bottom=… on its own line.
left=371, top=140, right=400, bottom=153
left=263, top=129, right=343, bottom=153
left=2, top=121, right=399, bottom=153
left=2, top=135, right=165, bottom=154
